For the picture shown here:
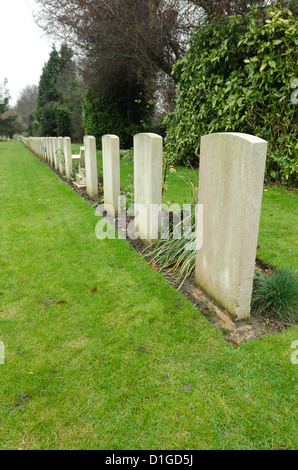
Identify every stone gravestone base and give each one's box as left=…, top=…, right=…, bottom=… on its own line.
left=73, top=146, right=86, bottom=188
left=74, top=168, right=87, bottom=188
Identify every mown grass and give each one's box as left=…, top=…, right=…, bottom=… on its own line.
left=0, top=141, right=296, bottom=450
left=257, top=186, right=297, bottom=271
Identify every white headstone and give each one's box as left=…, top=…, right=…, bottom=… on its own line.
left=50, top=138, right=55, bottom=166
left=195, top=132, right=267, bottom=320
left=53, top=137, right=59, bottom=170
left=58, top=137, right=65, bottom=174
left=64, top=137, right=73, bottom=180
left=84, top=135, right=98, bottom=198
left=102, top=134, right=120, bottom=216
left=79, top=147, right=85, bottom=170
left=133, top=133, right=163, bottom=242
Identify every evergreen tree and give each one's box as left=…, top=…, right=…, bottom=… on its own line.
left=15, top=85, right=38, bottom=135
left=83, top=66, right=154, bottom=149
left=0, top=79, right=20, bottom=139
left=35, top=45, right=83, bottom=139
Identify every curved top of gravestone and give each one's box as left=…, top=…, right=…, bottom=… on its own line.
left=134, top=132, right=163, bottom=139
left=202, top=132, right=267, bottom=144
left=102, top=134, right=119, bottom=140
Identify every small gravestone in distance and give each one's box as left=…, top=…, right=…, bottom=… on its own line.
left=49, top=137, right=54, bottom=166
left=84, top=136, right=98, bottom=198
left=79, top=147, right=85, bottom=169
left=58, top=137, right=65, bottom=175
left=102, top=134, right=120, bottom=216
left=73, top=146, right=86, bottom=188
left=64, top=137, right=73, bottom=180
left=53, top=137, right=59, bottom=170
left=76, top=146, right=86, bottom=185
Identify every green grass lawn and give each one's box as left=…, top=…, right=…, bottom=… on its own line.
left=257, top=186, right=297, bottom=271
left=0, top=141, right=297, bottom=450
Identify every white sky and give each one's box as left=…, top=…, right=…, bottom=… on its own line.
left=0, top=0, right=54, bottom=106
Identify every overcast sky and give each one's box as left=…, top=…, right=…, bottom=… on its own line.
left=0, top=0, right=54, bottom=106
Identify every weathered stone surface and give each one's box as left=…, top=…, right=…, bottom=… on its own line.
left=133, top=133, right=163, bottom=242
left=84, top=136, right=98, bottom=198
left=45, top=137, right=49, bottom=162
left=49, top=138, right=54, bottom=165
left=75, top=169, right=86, bottom=186
left=53, top=137, right=59, bottom=170
left=58, top=137, right=65, bottom=174
left=64, top=137, right=73, bottom=180
left=195, top=132, right=267, bottom=320
left=79, top=147, right=85, bottom=170
left=102, top=134, right=120, bottom=216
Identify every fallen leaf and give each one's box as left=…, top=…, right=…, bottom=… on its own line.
left=91, top=286, right=97, bottom=294
left=151, top=260, right=158, bottom=271
left=57, top=300, right=67, bottom=304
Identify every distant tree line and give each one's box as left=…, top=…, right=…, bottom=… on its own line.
left=34, top=44, right=83, bottom=141
left=15, top=85, right=38, bottom=135
left=12, top=0, right=296, bottom=178
left=0, top=79, right=21, bottom=139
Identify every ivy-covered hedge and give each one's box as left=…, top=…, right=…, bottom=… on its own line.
left=164, top=2, right=298, bottom=185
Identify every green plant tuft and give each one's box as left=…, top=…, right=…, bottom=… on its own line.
left=251, top=269, right=298, bottom=323
left=142, top=175, right=198, bottom=287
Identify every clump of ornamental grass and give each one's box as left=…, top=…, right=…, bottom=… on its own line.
left=251, top=269, right=298, bottom=324
left=142, top=176, right=198, bottom=288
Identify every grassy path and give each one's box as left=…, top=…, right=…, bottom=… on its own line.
left=0, top=141, right=297, bottom=450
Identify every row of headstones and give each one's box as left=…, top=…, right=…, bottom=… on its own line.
left=22, top=135, right=98, bottom=198
left=21, top=133, right=162, bottom=237
left=21, top=132, right=267, bottom=321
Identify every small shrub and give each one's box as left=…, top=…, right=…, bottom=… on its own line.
left=251, top=269, right=298, bottom=323
left=142, top=176, right=198, bottom=287
left=123, top=173, right=134, bottom=210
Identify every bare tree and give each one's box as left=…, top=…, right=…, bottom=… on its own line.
left=189, top=0, right=265, bottom=18
left=15, top=85, right=38, bottom=129
left=34, top=1, right=203, bottom=108
left=33, top=1, right=275, bottom=118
